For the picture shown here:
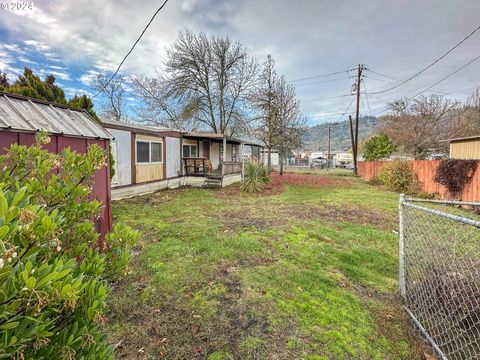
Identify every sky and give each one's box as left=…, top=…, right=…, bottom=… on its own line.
left=0, top=0, right=480, bottom=126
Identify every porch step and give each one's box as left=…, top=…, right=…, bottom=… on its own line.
left=203, top=174, right=223, bottom=188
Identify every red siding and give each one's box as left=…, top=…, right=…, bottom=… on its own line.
left=0, top=130, right=112, bottom=242
left=358, top=160, right=480, bottom=201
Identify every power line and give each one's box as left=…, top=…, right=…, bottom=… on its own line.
left=362, top=81, right=372, bottom=116
left=92, top=0, right=170, bottom=99
left=367, top=23, right=480, bottom=95
left=308, top=96, right=355, bottom=122
left=301, top=93, right=352, bottom=103
left=295, top=76, right=352, bottom=87
left=365, top=69, right=401, bottom=82
left=290, top=69, right=350, bottom=83
left=410, top=53, right=480, bottom=98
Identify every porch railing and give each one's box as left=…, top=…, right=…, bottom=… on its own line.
left=183, top=158, right=242, bottom=177
left=222, top=161, right=242, bottom=175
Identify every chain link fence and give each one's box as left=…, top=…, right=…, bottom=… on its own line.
left=399, top=195, right=480, bottom=360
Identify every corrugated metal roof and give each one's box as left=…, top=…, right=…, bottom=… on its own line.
left=0, top=92, right=112, bottom=140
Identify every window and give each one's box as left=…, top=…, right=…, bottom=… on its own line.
left=136, top=140, right=163, bottom=164
left=136, top=141, right=150, bottom=163
left=182, top=144, right=198, bottom=158
left=151, top=142, right=162, bottom=162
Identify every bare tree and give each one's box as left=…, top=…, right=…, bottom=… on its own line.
left=272, top=76, right=306, bottom=175
left=382, top=94, right=460, bottom=159
left=131, top=74, right=198, bottom=131
left=250, top=55, right=279, bottom=167
left=164, top=29, right=258, bottom=135
left=92, top=74, right=127, bottom=122
left=450, top=88, right=480, bottom=138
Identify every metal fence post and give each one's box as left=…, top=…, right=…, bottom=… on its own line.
left=399, top=193, right=406, bottom=298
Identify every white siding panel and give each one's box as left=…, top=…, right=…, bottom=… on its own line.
left=166, top=137, right=181, bottom=178
left=109, top=128, right=131, bottom=187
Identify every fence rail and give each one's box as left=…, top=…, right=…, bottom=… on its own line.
left=399, top=195, right=480, bottom=359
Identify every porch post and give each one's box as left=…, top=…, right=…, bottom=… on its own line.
left=222, top=136, right=227, bottom=177
left=241, top=142, right=245, bottom=181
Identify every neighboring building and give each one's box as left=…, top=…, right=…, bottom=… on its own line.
left=0, top=91, right=113, bottom=239
left=333, top=152, right=353, bottom=167
left=449, top=135, right=480, bottom=159
left=261, top=149, right=280, bottom=167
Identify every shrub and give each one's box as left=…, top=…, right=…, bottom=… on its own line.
left=242, top=161, right=271, bottom=193
left=0, top=133, right=139, bottom=358
left=434, top=159, right=479, bottom=199
left=363, top=132, right=396, bottom=161
left=379, top=160, right=416, bottom=193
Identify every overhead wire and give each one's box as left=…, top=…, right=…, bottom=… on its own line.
left=366, top=23, right=480, bottom=95
left=410, top=53, right=480, bottom=98
left=289, top=69, right=351, bottom=83
left=92, top=0, right=170, bottom=99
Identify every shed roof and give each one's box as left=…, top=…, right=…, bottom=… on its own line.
left=0, top=91, right=112, bottom=140
left=448, top=135, right=480, bottom=143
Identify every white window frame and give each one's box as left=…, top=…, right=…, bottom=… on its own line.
left=136, top=140, right=163, bottom=164
left=182, top=143, right=198, bottom=158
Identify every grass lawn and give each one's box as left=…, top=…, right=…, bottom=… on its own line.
left=105, top=172, right=428, bottom=359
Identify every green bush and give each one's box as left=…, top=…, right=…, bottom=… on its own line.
left=242, top=161, right=271, bottom=193
left=0, top=132, right=139, bottom=359
left=378, top=160, right=416, bottom=193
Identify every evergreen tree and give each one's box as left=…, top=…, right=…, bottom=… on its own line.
left=6, top=67, right=67, bottom=104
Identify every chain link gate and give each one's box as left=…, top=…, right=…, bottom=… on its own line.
left=399, top=195, right=480, bottom=360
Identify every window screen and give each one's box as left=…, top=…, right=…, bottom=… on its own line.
left=151, top=142, right=162, bottom=162
left=136, top=141, right=150, bottom=163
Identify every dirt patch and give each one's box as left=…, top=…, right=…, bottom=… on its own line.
left=218, top=203, right=396, bottom=232
left=107, top=252, right=298, bottom=359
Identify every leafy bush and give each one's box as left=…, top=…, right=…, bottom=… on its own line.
left=434, top=159, right=479, bottom=199
left=363, top=132, right=396, bottom=161
left=379, top=160, right=416, bottom=193
left=242, top=161, right=271, bottom=193
left=0, top=133, right=139, bottom=358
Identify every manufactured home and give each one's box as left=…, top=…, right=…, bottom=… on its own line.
left=104, top=120, right=264, bottom=199
left=0, top=91, right=113, bottom=240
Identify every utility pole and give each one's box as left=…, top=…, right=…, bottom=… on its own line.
left=327, top=126, right=331, bottom=171
left=353, top=64, right=364, bottom=175
left=349, top=115, right=356, bottom=171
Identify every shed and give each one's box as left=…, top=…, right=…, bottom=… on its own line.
left=449, top=135, right=480, bottom=159
left=0, top=91, right=113, bottom=240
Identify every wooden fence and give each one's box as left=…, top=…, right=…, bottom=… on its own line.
left=358, top=160, right=480, bottom=201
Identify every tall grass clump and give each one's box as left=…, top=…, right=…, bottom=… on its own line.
left=242, top=161, right=271, bottom=193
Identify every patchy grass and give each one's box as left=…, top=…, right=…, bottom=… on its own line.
left=105, top=172, right=429, bottom=359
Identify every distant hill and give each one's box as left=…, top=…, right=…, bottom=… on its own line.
left=303, top=116, right=380, bottom=151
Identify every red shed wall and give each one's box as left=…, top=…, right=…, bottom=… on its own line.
left=0, top=131, right=112, bottom=241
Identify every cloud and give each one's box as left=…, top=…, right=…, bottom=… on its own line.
left=0, top=0, right=479, bottom=120
left=79, top=70, right=100, bottom=86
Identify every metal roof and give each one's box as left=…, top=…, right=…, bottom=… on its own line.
left=448, top=135, right=480, bottom=143
left=184, top=132, right=264, bottom=146
left=0, top=91, right=112, bottom=140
